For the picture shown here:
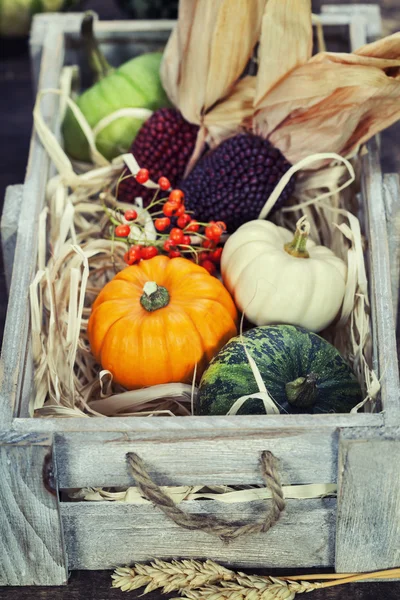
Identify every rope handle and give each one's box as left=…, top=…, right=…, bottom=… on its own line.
left=126, top=451, right=285, bottom=542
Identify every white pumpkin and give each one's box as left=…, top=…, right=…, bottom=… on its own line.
left=221, top=217, right=347, bottom=332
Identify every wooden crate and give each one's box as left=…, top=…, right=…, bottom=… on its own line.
left=1, top=5, right=400, bottom=587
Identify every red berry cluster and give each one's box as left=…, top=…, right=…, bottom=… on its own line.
left=124, top=243, right=159, bottom=265
left=196, top=221, right=226, bottom=274
left=156, top=189, right=200, bottom=259
left=110, top=168, right=226, bottom=274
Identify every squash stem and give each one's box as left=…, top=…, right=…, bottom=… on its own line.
left=284, top=216, right=310, bottom=258
left=285, top=373, right=318, bottom=408
left=81, top=12, right=115, bottom=81
left=140, top=281, right=170, bottom=312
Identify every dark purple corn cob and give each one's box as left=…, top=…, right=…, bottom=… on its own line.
left=181, top=134, right=296, bottom=232
left=118, top=108, right=199, bottom=206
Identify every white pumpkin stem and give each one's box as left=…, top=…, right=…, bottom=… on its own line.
left=284, top=216, right=310, bottom=258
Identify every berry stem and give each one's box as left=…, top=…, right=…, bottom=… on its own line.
left=284, top=216, right=310, bottom=259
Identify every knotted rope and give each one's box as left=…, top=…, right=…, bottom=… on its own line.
left=126, top=451, right=285, bottom=542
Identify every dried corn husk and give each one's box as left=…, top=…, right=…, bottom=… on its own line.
left=161, top=0, right=265, bottom=120
left=254, top=22, right=400, bottom=165
left=255, top=0, right=312, bottom=106
left=160, top=0, right=400, bottom=178
left=160, top=0, right=265, bottom=169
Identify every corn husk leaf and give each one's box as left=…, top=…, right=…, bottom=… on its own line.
left=160, top=0, right=265, bottom=125
left=159, top=0, right=195, bottom=108
left=254, top=33, right=400, bottom=165
left=255, top=0, right=312, bottom=106
left=202, top=76, right=256, bottom=147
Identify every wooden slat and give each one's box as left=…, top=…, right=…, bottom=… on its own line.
left=383, top=174, right=400, bottom=324
left=0, top=185, right=23, bottom=292
left=53, top=428, right=340, bottom=489
left=0, top=433, right=67, bottom=586
left=31, top=13, right=175, bottom=35
left=30, top=14, right=84, bottom=90
left=0, top=29, right=65, bottom=428
left=61, top=497, right=336, bottom=570
left=336, top=427, right=400, bottom=573
left=321, top=4, right=382, bottom=38
left=362, top=139, right=400, bottom=425
left=12, top=412, right=383, bottom=434
left=30, top=11, right=360, bottom=36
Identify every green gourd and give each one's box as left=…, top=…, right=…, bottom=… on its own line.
left=198, top=325, right=362, bottom=416
left=62, top=13, right=170, bottom=162
left=0, top=0, right=80, bottom=37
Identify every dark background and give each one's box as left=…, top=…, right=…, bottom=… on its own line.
left=0, top=1, right=400, bottom=598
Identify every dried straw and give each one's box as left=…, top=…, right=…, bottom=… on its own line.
left=29, top=65, right=378, bottom=418
left=29, top=4, right=380, bottom=419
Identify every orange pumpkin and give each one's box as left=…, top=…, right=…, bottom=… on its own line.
left=87, top=255, right=238, bottom=389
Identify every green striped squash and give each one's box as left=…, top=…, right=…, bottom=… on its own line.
left=198, top=325, right=362, bottom=416
left=62, top=52, right=170, bottom=162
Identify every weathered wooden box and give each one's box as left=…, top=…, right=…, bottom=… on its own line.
left=1, top=5, right=400, bottom=587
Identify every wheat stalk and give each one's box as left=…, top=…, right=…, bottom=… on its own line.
left=111, top=560, right=322, bottom=598
left=112, top=559, right=400, bottom=599
left=112, top=559, right=236, bottom=593
left=177, top=577, right=321, bottom=600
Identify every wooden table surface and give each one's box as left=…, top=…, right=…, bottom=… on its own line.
left=1, top=569, right=399, bottom=600
left=0, top=0, right=399, bottom=598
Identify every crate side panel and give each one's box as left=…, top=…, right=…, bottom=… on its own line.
left=336, top=427, right=400, bottom=572
left=362, top=139, right=400, bottom=424
left=383, top=174, right=400, bottom=324
left=13, top=412, right=383, bottom=434
left=1, top=185, right=24, bottom=292
left=0, top=30, right=65, bottom=427
left=62, top=497, right=335, bottom=570
left=54, top=428, right=339, bottom=488
left=0, top=433, right=67, bottom=586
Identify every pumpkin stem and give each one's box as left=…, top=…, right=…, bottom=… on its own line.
left=284, top=216, right=310, bottom=258
left=140, top=281, right=170, bottom=312
left=285, top=373, right=318, bottom=408
left=81, top=12, right=115, bottom=81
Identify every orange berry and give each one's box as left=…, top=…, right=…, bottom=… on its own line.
left=158, top=176, right=171, bottom=191
left=141, top=246, right=159, bottom=260
left=155, top=217, right=171, bottom=231
left=201, top=259, right=216, bottom=275
left=186, top=219, right=199, bottom=233
left=115, top=224, right=130, bottom=238
left=163, top=201, right=178, bottom=217
left=210, top=247, right=223, bottom=263
left=169, top=249, right=181, bottom=258
left=136, top=168, right=149, bottom=184
left=170, top=228, right=184, bottom=244
left=169, top=189, right=184, bottom=205
left=124, top=209, right=138, bottom=221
